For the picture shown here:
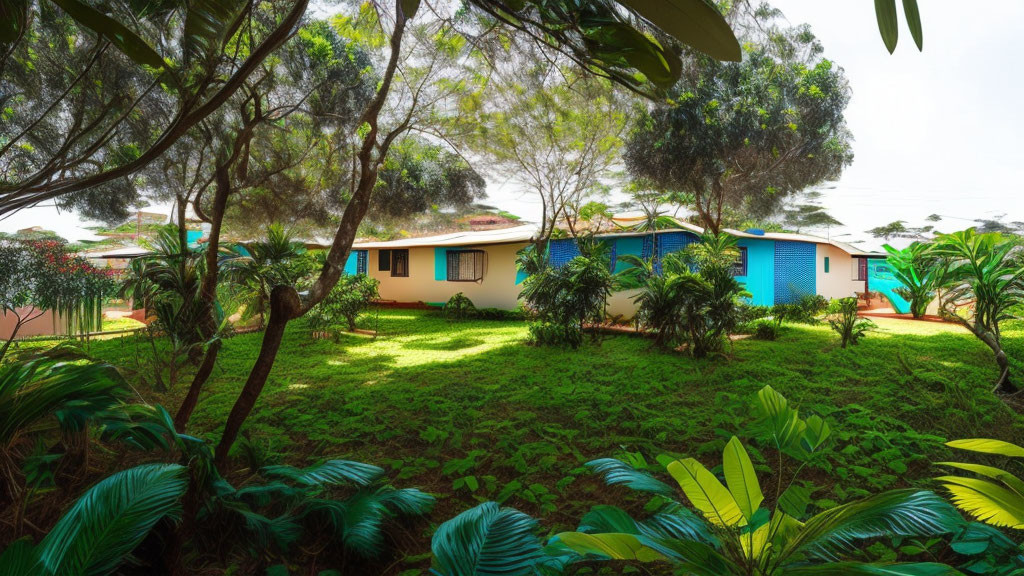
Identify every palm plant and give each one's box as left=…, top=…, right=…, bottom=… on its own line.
left=883, top=241, right=946, bottom=319
left=825, top=297, right=876, bottom=349
left=0, top=352, right=126, bottom=504
left=0, top=463, right=189, bottom=576
left=220, top=224, right=309, bottom=328
left=519, top=246, right=614, bottom=347
left=932, top=229, right=1024, bottom=394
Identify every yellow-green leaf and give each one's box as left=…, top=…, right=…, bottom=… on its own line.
left=666, top=458, right=743, bottom=527
left=722, top=436, right=763, bottom=522
left=937, top=476, right=1024, bottom=529
left=937, top=462, right=1024, bottom=496
left=555, top=532, right=666, bottom=561
left=874, top=0, right=898, bottom=54
left=947, top=439, right=1024, bottom=458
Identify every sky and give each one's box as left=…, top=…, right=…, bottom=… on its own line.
left=4, top=1, right=1023, bottom=249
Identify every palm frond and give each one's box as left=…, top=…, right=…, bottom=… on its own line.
left=784, top=490, right=961, bottom=561
left=586, top=458, right=676, bottom=496
left=35, top=463, right=188, bottom=576
left=261, top=459, right=384, bottom=487
left=780, top=562, right=963, bottom=575
left=431, top=502, right=546, bottom=576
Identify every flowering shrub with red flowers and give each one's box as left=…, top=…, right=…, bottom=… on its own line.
left=0, top=239, right=115, bottom=334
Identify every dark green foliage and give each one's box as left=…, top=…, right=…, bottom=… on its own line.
left=884, top=242, right=946, bottom=319
left=307, top=274, right=380, bottom=333
left=221, top=225, right=311, bottom=327
left=518, top=246, right=613, bottom=349
left=443, top=293, right=477, bottom=321
left=372, top=137, right=486, bottom=219
left=827, top=297, right=876, bottom=348
left=751, top=318, right=781, bottom=341
left=474, top=307, right=527, bottom=321
left=431, top=501, right=550, bottom=576
left=629, top=233, right=749, bottom=355
left=625, top=8, right=853, bottom=230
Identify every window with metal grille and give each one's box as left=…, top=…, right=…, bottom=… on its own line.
left=378, top=249, right=391, bottom=272
left=356, top=250, right=367, bottom=275
left=391, top=249, right=409, bottom=277
left=446, top=250, right=485, bottom=282
left=731, top=247, right=748, bottom=276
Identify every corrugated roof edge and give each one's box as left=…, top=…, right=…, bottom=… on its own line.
left=348, top=218, right=883, bottom=258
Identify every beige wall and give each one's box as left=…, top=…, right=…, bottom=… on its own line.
left=366, top=243, right=527, bottom=309
left=816, top=244, right=865, bottom=300
left=0, top=308, right=67, bottom=339
left=607, top=289, right=640, bottom=321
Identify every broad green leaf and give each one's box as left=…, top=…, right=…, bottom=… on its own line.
left=778, top=484, right=812, bottom=518
left=874, top=0, right=899, bottom=54
left=801, top=415, right=831, bottom=453
left=757, top=385, right=805, bottom=451
left=184, top=0, right=246, bottom=60
left=946, top=438, right=1024, bottom=458
left=666, top=458, right=743, bottom=527
left=902, top=0, right=922, bottom=51
left=937, top=462, right=1024, bottom=496
left=554, top=532, right=665, bottom=561
left=617, top=0, right=741, bottom=62
left=937, top=476, right=1024, bottom=529
left=48, top=0, right=167, bottom=69
left=431, top=502, right=545, bottom=576
left=722, top=436, right=763, bottom=522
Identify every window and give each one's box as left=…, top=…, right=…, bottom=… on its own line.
left=731, top=247, right=748, bottom=276
left=853, top=257, right=868, bottom=281
left=824, top=256, right=830, bottom=273
left=390, top=249, right=409, bottom=277
left=355, top=250, right=367, bottom=275
left=378, top=249, right=391, bottom=272
left=447, top=250, right=485, bottom=282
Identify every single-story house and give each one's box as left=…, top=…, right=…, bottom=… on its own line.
left=348, top=219, right=886, bottom=317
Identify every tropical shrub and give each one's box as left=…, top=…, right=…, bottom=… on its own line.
left=933, top=229, right=1024, bottom=394
left=475, top=307, right=527, bottom=321
left=0, top=239, right=115, bottom=360
left=750, top=318, right=780, bottom=340
left=826, top=297, right=875, bottom=348
left=627, top=232, right=749, bottom=356
left=443, top=292, right=476, bottom=321
left=884, top=241, right=947, bottom=318
left=221, top=224, right=311, bottom=328
left=527, top=321, right=583, bottom=349
left=518, top=244, right=613, bottom=348
left=307, top=273, right=380, bottom=334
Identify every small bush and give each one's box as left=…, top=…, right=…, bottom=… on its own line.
left=307, top=274, right=380, bottom=335
left=528, top=322, right=583, bottom=348
left=826, top=297, right=875, bottom=348
left=443, top=292, right=476, bottom=320
left=751, top=318, right=781, bottom=340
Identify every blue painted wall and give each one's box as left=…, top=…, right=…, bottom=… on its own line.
left=343, top=250, right=367, bottom=275
left=735, top=238, right=775, bottom=306
left=773, top=241, right=816, bottom=304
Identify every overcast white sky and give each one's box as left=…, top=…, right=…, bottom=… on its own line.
left=4, top=1, right=1023, bottom=249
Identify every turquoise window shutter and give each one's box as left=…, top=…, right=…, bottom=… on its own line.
left=824, top=256, right=830, bottom=273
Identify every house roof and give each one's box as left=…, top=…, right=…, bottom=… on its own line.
left=345, top=217, right=882, bottom=258
left=352, top=224, right=539, bottom=249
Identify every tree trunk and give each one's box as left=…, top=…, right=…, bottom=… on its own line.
left=211, top=2, right=410, bottom=473
left=213, top=286, right=300, bottom=471
left=0, top=317, right=25, bottom=363
left=174, top=163, right=231, bottom=431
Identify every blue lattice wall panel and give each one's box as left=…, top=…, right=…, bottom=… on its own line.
left=548, top=238, right=580, bottom=267
left=773, top=241, right=816, bottom=304
left=657, top=232, right=698, bottom=260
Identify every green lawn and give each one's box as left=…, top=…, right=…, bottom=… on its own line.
left=75, top=309, right=1024, bottom=571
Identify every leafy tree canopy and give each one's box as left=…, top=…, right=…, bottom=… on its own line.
left=371, top=136, right=486, bottom=219
left=625, top=6, right=853, bottom=233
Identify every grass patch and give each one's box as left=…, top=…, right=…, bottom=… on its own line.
left=64, top=309, right=1024, bottom=570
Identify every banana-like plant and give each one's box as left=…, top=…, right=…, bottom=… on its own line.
left=883, top=241, right=947, bottom=319
left=937, top=438, right=1024, bottom=530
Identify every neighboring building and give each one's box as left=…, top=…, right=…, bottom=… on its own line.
left=82, top=244, right=153, bottom=271
left=348, top=218, right=885, bottom=316
left=350, top=226, right=535, bottom=309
